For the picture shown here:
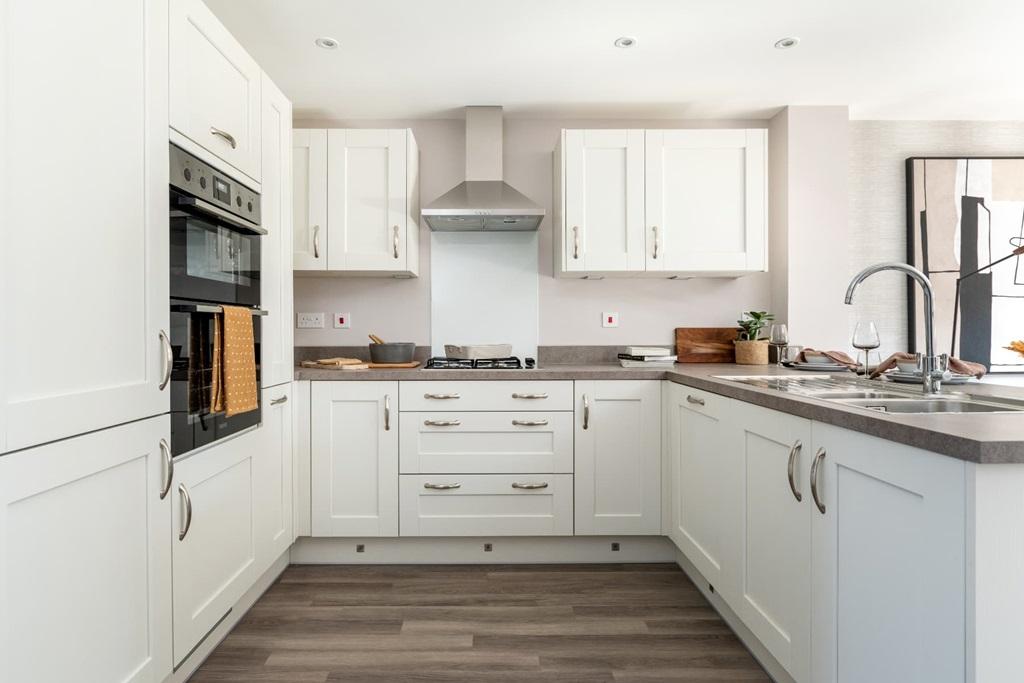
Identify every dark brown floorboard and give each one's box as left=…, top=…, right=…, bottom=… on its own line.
left=188, top=563, right=770, bottom=683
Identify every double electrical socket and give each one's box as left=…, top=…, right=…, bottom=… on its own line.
left=296, top=312, right=352, bottom=329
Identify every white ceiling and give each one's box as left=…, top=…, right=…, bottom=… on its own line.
left=206, top=0, right=1024, bottom=121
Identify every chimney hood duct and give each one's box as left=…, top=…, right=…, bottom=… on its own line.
left=422, top=106, right=545, bottom=231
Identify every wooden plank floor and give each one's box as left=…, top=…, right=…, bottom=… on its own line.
left=189, top=563, right=770, bottom=683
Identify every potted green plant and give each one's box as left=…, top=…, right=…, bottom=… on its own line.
left=735, top=311, right=774, bottom=365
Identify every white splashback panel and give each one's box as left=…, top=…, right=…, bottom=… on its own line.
left=431, top=232, right=539, bottom=359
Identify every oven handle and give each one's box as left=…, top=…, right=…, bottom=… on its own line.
left=171, top=303, right=268, bottom=316
left=174, top=195, right=267, bottom=236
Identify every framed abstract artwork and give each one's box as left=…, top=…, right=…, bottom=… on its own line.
left=907, top=157, right=1024, bottom=372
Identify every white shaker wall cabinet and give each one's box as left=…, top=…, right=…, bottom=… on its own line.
left=556, top=129, right=646, bottom=273
left=311, top=382, right=399, bottom=536
left=170, top=0, right=262, bottom=184
left=254, top=384, right=294, bottom=575
left=260, top=74, right=295, bottom=388
left=809, top=423, right=966, bottom=683
left=1, top=0, right=169, bottom=453
left=0, top=416, right=172, bottom=683
left=734, top=402, right=813, bottom=683
left=171, top=428, right=260, bottom=666
left=554, top=128, right=767, bottom=278
left=645, top=129, right=767, bottom=274
left=292, top=129, right=328, bottom=271
left=326, top=129, right=420, bottom=275
left=574, top=381, right=661, bottom=535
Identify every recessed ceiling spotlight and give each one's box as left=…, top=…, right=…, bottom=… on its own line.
left=315, top=36, right=339, bottom=50
left=774, top=37, right=800, bottom=49
left=614, top=36, right=638, bottom=49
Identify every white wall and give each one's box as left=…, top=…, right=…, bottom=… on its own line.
left=848, top=121, right=1024, bottom=357
left=293, top=117, right=769, bottom=348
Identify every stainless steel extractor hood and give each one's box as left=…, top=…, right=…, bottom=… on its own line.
left=422, top=107, right=545, bottom=231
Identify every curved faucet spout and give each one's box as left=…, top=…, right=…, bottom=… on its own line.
left=844, top=262, right=939, bottom=394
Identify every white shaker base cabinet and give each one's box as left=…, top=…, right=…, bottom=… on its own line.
left=574, top=381, right=661, bottom=535
left=254, top=385, right=294, bottom=575
left=0, top=416, right=171, bottom=683
left=399, top=474, right=574, bottom=537
left=311, top=382, right=399, bottom=537
left=734, top=402, right=813, bottom=683
left=1, top=0, right=169, bottom=453
left=664, top=384, right=736, bottom=592
left=809, top=422, right=966, bottom=683
left=172, top=429, right=259, bottom=666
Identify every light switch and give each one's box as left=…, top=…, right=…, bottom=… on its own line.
left=602, top=311, right=619, bottom=328
left=334, top=312, right=351, bottom=329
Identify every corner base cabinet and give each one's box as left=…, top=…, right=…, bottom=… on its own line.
left=311, top=382, right=399, bottom=536
left=0, top=417, right=172, bottom=683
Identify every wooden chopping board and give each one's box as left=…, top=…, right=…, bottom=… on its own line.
left=367, top=361, right=420, bottom=369
left=675, top=328, right=739, bottom=363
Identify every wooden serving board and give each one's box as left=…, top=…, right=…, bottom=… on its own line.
left=675, top=328, right=739, bottom=363
left=367, top=361, right=421, bottom=369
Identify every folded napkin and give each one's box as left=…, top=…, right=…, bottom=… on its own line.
left=797, top=348, right=860, bottom=370
left=869, top=352, right=987, bottom=379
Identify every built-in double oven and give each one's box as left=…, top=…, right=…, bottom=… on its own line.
left=169, top=144, right=266, bottom=456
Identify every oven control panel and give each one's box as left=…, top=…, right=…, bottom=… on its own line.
left=170, top=144, right=260, bottom=225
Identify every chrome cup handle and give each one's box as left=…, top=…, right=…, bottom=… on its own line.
left=787, top=440, right=803, bottom=502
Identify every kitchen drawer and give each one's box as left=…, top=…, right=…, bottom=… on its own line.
left=400, top=412, right=573, bottom=474
left=399, top=474, right=573, bottom=536
left=400, top=381, right=573, bottom=412
left=669, top=384, right=729, bottom=420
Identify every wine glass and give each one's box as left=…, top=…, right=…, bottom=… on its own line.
left=852, top=322, right=881, bottom=376
left=768, top=323, right=789, bottom=367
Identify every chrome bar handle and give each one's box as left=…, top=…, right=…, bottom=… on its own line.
left=313, top=224, right=320, bottom=259
left=512, top=482, right=549, bottom=490
left=424, top=419, right=461, bottom=427
left=393, top=225, right=400, bottom=259
left=424, top=393, right=460, bottom=400
left=686, top=395, right=705, bottom=406
left=159, top=438, right=173, bottom=500
left=512, top=419, right=549, bottom=426
left=384, top=394, right=391, bottom=431
left=512, top=392, right=548, bottom=399
left=424, top=482, right=461, bottom=490
left=572, top=226, right=580, bottom=260
left=810, top=447, right=826, bottom=514
left=271, top=395, right=288, bottom=406
left=209, top=126, right=237, bottom=149
left=582, top=394, right=590, bottom=430
left=652, top=225, right=659, bottom=260
left=787, top=440, right=803, bottom=502
left=158, top=330, right=172, bottom=391
left=178, top=484, right=193, bottom=541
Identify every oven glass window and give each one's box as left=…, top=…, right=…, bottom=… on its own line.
left=185, top=219, right=254, bottom=287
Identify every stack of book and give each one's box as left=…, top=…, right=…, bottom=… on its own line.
left=617, top=346, right=677, bottom=368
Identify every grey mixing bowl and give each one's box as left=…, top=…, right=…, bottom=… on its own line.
left=368, top=342, right=416, bottom=364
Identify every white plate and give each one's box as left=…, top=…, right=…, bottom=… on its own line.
left=786, top=361, right=852, bottom=372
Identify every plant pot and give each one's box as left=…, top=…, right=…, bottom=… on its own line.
left=734, top=339, right=769, bottom=365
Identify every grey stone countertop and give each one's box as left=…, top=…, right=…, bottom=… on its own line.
left=294, top=362, right=1024, bottom=464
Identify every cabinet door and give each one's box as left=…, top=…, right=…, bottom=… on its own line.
left=254, top=385, right=293, bottom=574
left=260, top=75, right=294, bottom=388
left=735, top=403, right=813, bottom=683
left=562, top=129, right=645, bottom=272
left=0, top=416, right=171, bottom=683
left=172, top=430, right=259, bottom=665
left=645, top=129, right=766, bottom=273
left=1, top=0, right=169, bottom=453
left=169, top=0, right=262, bottom=182
left=665, top=384, right=735, bottom=589
left=575, top=381, right=661, bottom=534
left=293, top=129, right=328, bottom=271
left=311, top=382, right=398, bottom=536
left=810, top=423, right=966, bottom=683
left=327, top=129, right=410, bottom=272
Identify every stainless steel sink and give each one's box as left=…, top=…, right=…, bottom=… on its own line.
left=836, top=398, right=1024, bottom=414
left=812, top=391, right=908, bottom=400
